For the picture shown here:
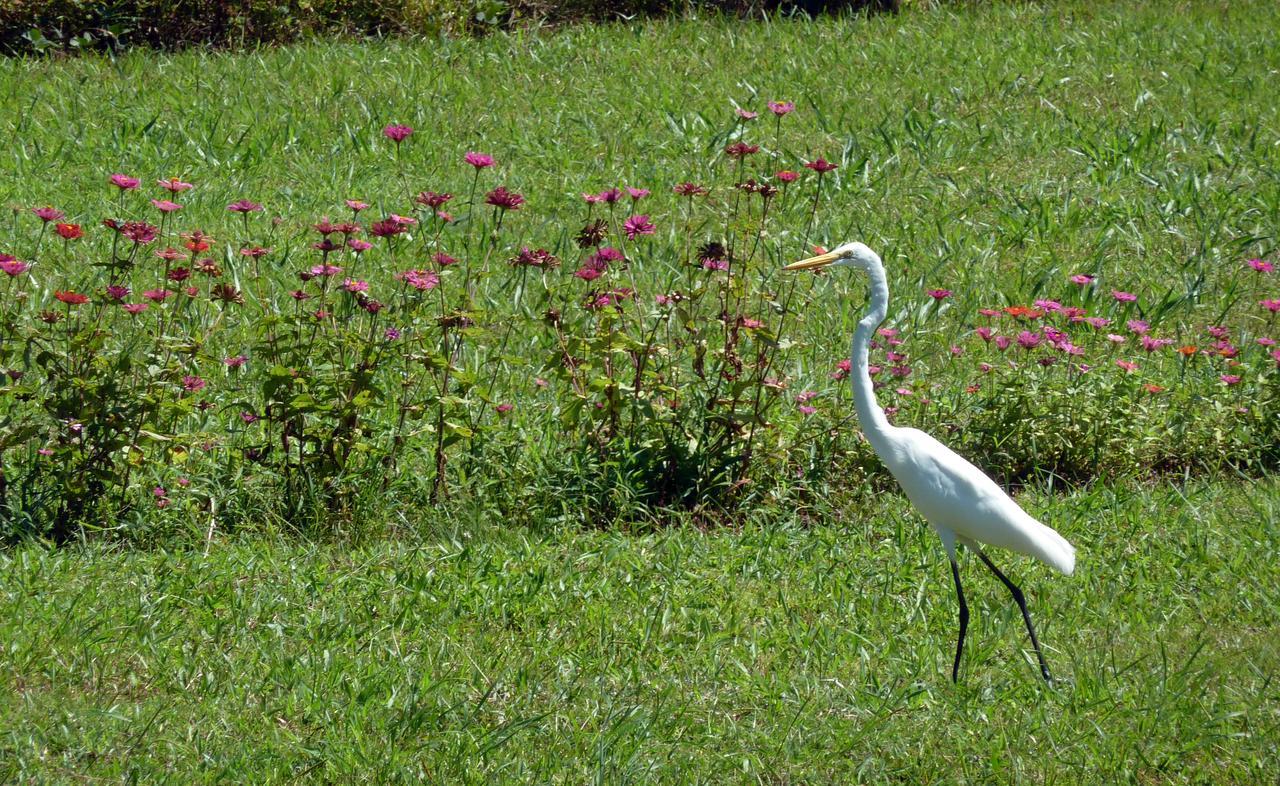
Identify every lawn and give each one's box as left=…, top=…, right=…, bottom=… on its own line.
left=3, top=478, right=1279, bottom=782
left=2, top=0, right=1280, bottom=781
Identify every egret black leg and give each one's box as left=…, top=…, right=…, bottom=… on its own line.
left=949, top=557, right=968, bottom=683
left=975, top=548, right=1053, bottom=683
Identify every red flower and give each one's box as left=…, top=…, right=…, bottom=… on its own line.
left=55, top=223, right=83, bottom=240
left=54, top=290, right=88, bottom=305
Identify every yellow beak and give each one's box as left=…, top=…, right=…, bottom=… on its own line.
left=783, top=250, right=841, bottom=271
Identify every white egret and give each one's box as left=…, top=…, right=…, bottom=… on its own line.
left=785, top=242, right=1075, bottom=683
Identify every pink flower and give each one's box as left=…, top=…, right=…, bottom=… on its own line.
left=701, top=259, right=728, bottom=271
left=384, top=327, right=401, bottom=340
left=581, top=192, right=603, bottom=205
left=1034, top=299, right=1062, bottom=312
left=803, top=158, right=838, bottom=173
left=181, top=375, right=205, bottom=393
left=1111, top=290, right=1137, bottom=303
left=342, top=278, right=369, bottom=293
left=485, top=186, right=524, bottom=210
left=1115, top=359, right=1138, bottom=372
left=433, top=252, right=458, bottom=267
left=1257, top=337, right=1276, bottom=347
left=0, top=258, right=30, bottom=276
left=155, top=247, right=187, bottom=262
left=1261, top=299, right=1280, bottom=313
left=978, top=308, right=1001, bottom=317
left=110, top=173, right=140, bottom=190
left=724, top=142, right=759, bottom=159
left=926, top=289, right=952, bottom=300
left=994, top=336, right=1012, bottom=351
left=1271, top=348, right=1280, bottom=366
left=950, top=345, right=964, bottom=356
left=1206, top=325, right=1230, bottom=339
left=495, top=403, right=514, bottom=414
left=370, top=218, right=406, bottom=238
left=775, top=170, right=798, bottom=183
left=1246, top=258, right=1273, bottom=273
left=831, top=359, right=852, bottom=380
left=1069, top=273, right=1095, bottom=286
left=122, top=303, right=148, bottom=315
left=309, top=264, right=342, bottom=277
left=1083, top=316, right=1110, bottom=328
left=240, top=246, right=271, bottom=258
left=798, top=405, right=817, bottom=416
left=151, top=199, right=182, bottom=213
left=738, top=316, right=764, bottom=329
left=348, top=238, right=373, bottom=253
left=345, top=199, right=370, bottom=213
left=119, top=222, right=158, bottom=244
left=227, top=199, right=262, bottom=213
left=224, top=355, right=248, bottom=368
left=383, top=124, right=413, bottom=143
left=767, top=101, right=795, bottom=116
left=1126, top=319, right=1149, bottom=334
left=1106, top=333, right=1126, bottom=343
left=1139, top=336, right=1173, bottom=352
left=397, top=269, right=439, bottom=291
left=735, top=108, right=758, bottom=120
left=673, top=182, right=709, bottom=197
left=975, top=327, right=994, bottom=342
left=157, top=177, right=193, bottom=193
left=1016, top=330, right=1041, bottom=349
left=142, top=289, right=171, bottom=302
left=464, top=151, right=495, bottom=169
left=623, top=214, right=655, bottom=239
left=626, top=187, right=649, bottom=201
left=795, top=390, right=819, bottom=403
left=104, top=284, right=130, bottom=300
left=33, top=206, right=64, bottom=222
left=1220, top=374, right=1241, bottom=385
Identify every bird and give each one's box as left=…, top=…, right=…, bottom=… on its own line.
left=784, top=242, right=1075, bottom=683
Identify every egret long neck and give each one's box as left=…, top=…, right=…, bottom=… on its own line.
left=850, top=260, right=893, bottom=451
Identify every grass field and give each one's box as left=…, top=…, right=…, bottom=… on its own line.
left=2, top=0, right=1280, bottom=781
left=3, top=478, right=1279, bottom=782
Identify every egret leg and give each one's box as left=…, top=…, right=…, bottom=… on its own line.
left=949, top=557, right=968, bottom=683
left=975, top=548, right=1053, bottom=683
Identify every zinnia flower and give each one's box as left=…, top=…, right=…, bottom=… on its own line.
left=724, top=142, right=759, bottom=159
left=416, top=191, right=453, bottom=209
left=485, top=186, right=525, bottom=210
left=121, top=222, right=158, bottom=244
left=767, top=100, right=795, bottom=116
left=1261, top=299, right=1280, bottom=313
left=151, top=199, right=182, bottom=213
left=1111, top=290, right=1137, bottom=303
left=626, top=187, right=649, bottom=201
left=345, top=199, right=370, bottom=213
left=1246, top=258, right=1273, bottom=273
left=1069, top=273, right=1095, bottom=285
left=54, top=290, right=88, bottom=305
left=464, top=151, right=495, bottom=169
left=434, top=252, right=458, bottom=267
left=673, top=182, right=709, bottom=197
left=776, top=170, right=799, bottom=183
left=1126, top=319, right=1149, bottom=334
left=227, top=199, right=262, bottom=213
left=397, top=269, right=439, bottom=291
left=33, top=206, right=64, bottom=222
left=383, top=124, right=413, bottom=143
left=182, top=375, right=206, bottom=392
left=157, top=177, right=193, bottom=193
left=926, top=289, right=952, bottom=300
left=123, top=303, right=148, bottom=315
left=110, top=174, right=140, bottom=190
left=224, top=355, right=248, bottom=368
left=735, top=108, right=758, bottom=120
left=0, top=256, right=29, bottom=276
left=55, top=223, right=82, bottom=240
left=1219, top=374, right=1241, bottom=385
left=1115, top=359, right=1138, bottom=372
left=803, top=158, right=838, bottom=173
left=240, top=246, right=271, bottom=258
left=623, top=214, right=655, bottom=239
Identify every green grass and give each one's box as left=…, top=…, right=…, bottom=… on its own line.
left=3, top=477, right=1278, bottom=782
left=3, top=1, right=1280, bottom=780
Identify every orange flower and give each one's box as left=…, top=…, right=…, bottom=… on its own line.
left=1177, top=345, right=1197, bottom=356
left=55, top=222, right=83, bottom=240
left=1004, top=305, right=1044, bottom=319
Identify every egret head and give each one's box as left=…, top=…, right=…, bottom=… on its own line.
left=784, top=241, right=881, bottom=273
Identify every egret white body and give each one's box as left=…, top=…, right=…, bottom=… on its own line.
left=785, top=242, right=1075, bottom=682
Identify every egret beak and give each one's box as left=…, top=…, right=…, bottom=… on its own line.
left=783, top=250, right=841, bottom=271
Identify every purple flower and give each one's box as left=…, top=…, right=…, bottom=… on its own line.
left=1126, top=319, right=1149, bottom=334
left=1034, top=299, right=1062, bottom=312
left=623, top=214, right=655, bottom=239
left=465, top=151, right=495, bottom=169
left=384, top=327, right=401, bottom=341
left=1016, top=330, right=1041, bottom=349
left=1139, top=336, right=1173, bottom=352
left=1111, top=290, right=1137, bottom=303
left=383, top=124, right=414, bottom=143
left=33, top=206, right=64, bottom=222
left=926, top=289, right=952, bottom=300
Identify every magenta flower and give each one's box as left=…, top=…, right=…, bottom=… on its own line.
left=673, top=182, right=709, bottom=197
left=397, top=269, right=439, bottom=291
left=142, top=289, right=171, bottom=302
left=1261, top=299, right=1280, bottom=313
left=1271, top=348, right=1280, bottom=366
left=151, top=199, right=183, bottom=213
left=767, top=100, right=795, bottom=116
left=465, top=151, right=495, bottom=169
left=1016, top=330, right=1041, bottom=349
left=384, top=327, right=401, bottom=341
left=596, top=188, right=622, bottom=204
left=994, top=336, right=1012, bottom=351
left=1246, top=258, right=1273, bottom=273
left=776, top=170, right=799, bottom=183
left=1206, top=325, right=1230, bottom=339
left=348, top=238, right=373, bottom=253
left=1069, top=273, right=1095, bottom=286
left=383, top=124, right=414, bottom=143
left=1220, top=374, right=1241, bottom=385
left=157, top=177, right=193, bottom=193
left=626, top=187, right=650, bottom=201
left=1083, top=316, right=1110, bottom=328
left=1115, top=359, right=1138, bottom=372
left=1106, top=333, right=1127, bottom=343
left=182, top=375, right=206, bottom=393
left=485, top=186, right=525, bottom=211
left=623, top=214, right=655, bottom=239
left=702, top=259, right=729, bottom=271
left=104, top=284, right=130, bottom=300
left=1126, top=319, right=1149, bottom=334
left=345, top=199, right=370, bottom=213
left=110, top=174, right=140, bottom=190
left=581, top=192, right=603, bottom=205
left=1139, top=336, right=1173, bottom=352
left=724, top=142, right=760, bottom=159
left=803, top=159, right=838, bottom=173
left=831, top=359, right=852, bottom=380
left=798, top=405, right=817, bottom=416
left=735, top=108, right=758, bottom=120
left=1034, top=299, right=1062, bottom=312
left=227, top=199, right=262, bottom=213
left=1257, top=337, right=1276, bottom=347
left=975, top=326, right=994, bottom=342
left=416, top=191, right=453, bottom=209
left=342, top=278, right=369, bottom=293
left=119, top=221, right=158, bottom=244
left=308, top=264, right=343, bottom=278
left=370, top=218, right=407, bottom=238
left=495, top=403, right=514, bottom=414
left=122, top=303, right=148, bottom=315
left=33, top=206, right=64, bottom=222
left=240, top=246, right=272, bottom=258
left=0, top=258, right=29, bottom=276
left=926, top=289, right=952, bottom=301
left=433, top=252, right=458, bottom=267
left=1111, top=290, right=1137, bottom=303
left=224, top=355, right=248, bottom=368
